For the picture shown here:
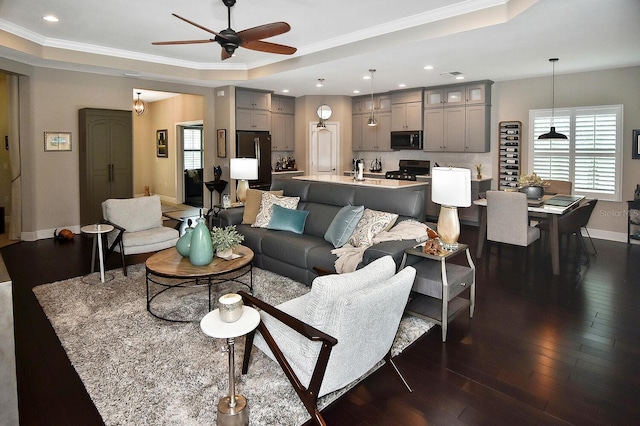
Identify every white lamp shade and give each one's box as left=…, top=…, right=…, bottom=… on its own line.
left=431, top=167, right=471, bottom=207
left=230, top=158, right=258, bottom=180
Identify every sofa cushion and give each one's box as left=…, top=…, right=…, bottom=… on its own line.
left=347, top=209, right=398, bottom=247
left=324, top=205, right=365, bottom=248
left=114, top=226, right=178, bottom=254
left=267, top=205, right=309, bottom=234
left=102, top=195, right=163, bottom=232
left=253, top=193, right=300, bottom=228
left=242, top=189, right=284, bottom=224
left=261, top=232, right=326, bottom=269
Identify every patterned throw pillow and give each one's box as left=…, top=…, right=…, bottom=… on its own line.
left=252, top=192, right=300, bottom=228
left=347, top=208, right=399, bottom=247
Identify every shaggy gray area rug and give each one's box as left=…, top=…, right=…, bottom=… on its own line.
left=33, top=264, right=433, bottom=425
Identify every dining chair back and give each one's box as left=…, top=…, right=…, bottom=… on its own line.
left=487, top=190, right=540, bottom=247
left=544, top=180, right=573, bottom=195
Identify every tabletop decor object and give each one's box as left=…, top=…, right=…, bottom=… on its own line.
left=175, top=226, right=193, bottom=257
left=211, top=225, right=244, bottom=259
left=475, top=164, right=483, bottom=180
left=189, top=217, right=214, bottom=266
left=518, top=172, right=549, bottom=200
left=431, top=167, right=471, bottom=251
left=218, top=293, right=244, bottom=322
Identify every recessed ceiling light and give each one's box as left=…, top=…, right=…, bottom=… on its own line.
left=398, top=83, right=406, bottom=88
left=362, top=75, right=371, bottom=80
left=423, top=65, right=434, bottom=70
left=353, top=90, right=360, bottom=94
left=282, top=89, right=289, bottom=93
left=455, top=75, right=465, bottom=80
left=43, top=15, right=59, bottom=22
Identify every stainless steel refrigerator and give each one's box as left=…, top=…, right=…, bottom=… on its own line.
left=236, top=131, right=272, bottom=190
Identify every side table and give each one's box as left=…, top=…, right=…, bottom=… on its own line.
left=201, top=306, right=260, bottom=426
left=400, top=243, right=475, bottom=342
left=80, top=224, right=114, bottom=283
left=209, top=203, right=244, bottom=229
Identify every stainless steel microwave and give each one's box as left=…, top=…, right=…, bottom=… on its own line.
left=390, top=131, right=422, bottom=150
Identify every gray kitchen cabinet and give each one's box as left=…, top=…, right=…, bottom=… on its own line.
left=237, top=109, right=271, bottom=131
left=236, top=89, right=271, bottom=110
left=391, top=102, right=422, bottom=131
left=271, top=95, right=295, bottom=114
left=271, top=112, right=294, bottom=151
left=79, top=108, right=133, bottom=225
left=359, top=112, right=391, bottom=151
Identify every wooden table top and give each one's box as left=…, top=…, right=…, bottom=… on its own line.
left=145, top=245, right=254, bottom=279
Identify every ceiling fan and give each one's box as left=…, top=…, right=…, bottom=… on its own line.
left=152, top=0, right=297, bottom=60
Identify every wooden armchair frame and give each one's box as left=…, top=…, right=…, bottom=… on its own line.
left=239, top=290, right=412, bottom=426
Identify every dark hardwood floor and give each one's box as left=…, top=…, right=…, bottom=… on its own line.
left=4, top=226, right=640, bottom=425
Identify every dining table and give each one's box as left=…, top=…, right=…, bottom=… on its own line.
left=474, top=193, right=584, bottom=275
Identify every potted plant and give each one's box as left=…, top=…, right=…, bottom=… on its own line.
left=210, top=225, right=244, bottom=258
left=518, top=173, right=549, bottom=200
left=475, top=164, right=483, bottom=180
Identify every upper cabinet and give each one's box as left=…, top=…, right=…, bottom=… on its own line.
left=423, top=80, right=493, bottom=152
left=237, top=88, right=272, bottom=131
left=271, top=95, right=295, bottom=151
left=352, top=95, right=392, bottom=152
left=391, top=89, right=423, bottom=131
left=236, top=89, right=271, bottom=110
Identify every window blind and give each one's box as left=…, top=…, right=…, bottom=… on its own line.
left=183, top=127, right=203, bottom=170
left=529, top=105, right=622, bottom=201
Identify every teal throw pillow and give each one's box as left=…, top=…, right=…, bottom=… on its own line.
left=324, top=205, right=365, bottom=248
left=267, top=204, right=309, bottom=234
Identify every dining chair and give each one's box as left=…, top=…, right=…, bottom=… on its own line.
left=544, top=180, right=573, bottom=195
left=537, top=199, right=598, bottom=264
left=486, top=190, right=540, bottom=248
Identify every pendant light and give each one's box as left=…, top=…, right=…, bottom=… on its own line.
left=316, top=79, right=326, bottom=128
left=133, top=91, right=146, bottom=116
left=538, top=58, right=567, bottom=140
left=367, top=69, right=377, bottom=127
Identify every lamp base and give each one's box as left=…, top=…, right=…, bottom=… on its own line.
left=236, top=180, right=249, bottom=203
left=217, top=395, right=249, bottom=426
left=437, top=206, right=460, bottom=251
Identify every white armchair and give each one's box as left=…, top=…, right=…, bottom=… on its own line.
left=101, top=195, right=179, bottom=275
left=240, top=256, right=416, bottom=426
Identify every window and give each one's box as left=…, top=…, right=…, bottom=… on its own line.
left=183, top=126, right=203, bottom=169
left=529, top=105, right=623, bottom=201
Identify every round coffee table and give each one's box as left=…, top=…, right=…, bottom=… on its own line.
left=145, top=245, right=254, bottom=322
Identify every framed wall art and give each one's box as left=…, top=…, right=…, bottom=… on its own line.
left=44, top=132, right=72, bottom=151
left=156, top=129, right=168, bottom=158
left=217, top=129, right=227, bottom=158
left=633, top=129, right=640, bottom=160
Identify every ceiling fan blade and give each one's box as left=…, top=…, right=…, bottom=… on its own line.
left=242, top=40, right=297, bottom=55
left=221, top=49, right=233, bottom=61
left=152, top=39, right=215, bottom=45
left=171, top=13, right=228, bottom=40
left=237, top=22, right=291, bottom=43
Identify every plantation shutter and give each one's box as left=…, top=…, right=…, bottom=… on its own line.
left=529, top=105, right=622, bottom=202
left=183, top=126, right=203, bottom=170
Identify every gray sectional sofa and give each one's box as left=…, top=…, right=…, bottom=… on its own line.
left=218, top=179, right=427, bottom=285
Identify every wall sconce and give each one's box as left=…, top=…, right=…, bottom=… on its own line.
left=230, top=158, right=258, bottom=203
left=133, top=91, right=146, bottom=116
left=431, top=167, right=471, bottom=250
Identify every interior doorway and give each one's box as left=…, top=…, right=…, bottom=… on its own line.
left=181, top=124, right=204, bottom=207
left=309, top=122, right=339, bottom=175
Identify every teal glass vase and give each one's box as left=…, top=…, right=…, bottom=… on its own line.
left=175, top=227, right=193, bottom=257
left=189, top=217, right=213, bottom=266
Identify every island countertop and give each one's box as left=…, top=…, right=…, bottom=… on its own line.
left=293, top=175, right=429, bottom=189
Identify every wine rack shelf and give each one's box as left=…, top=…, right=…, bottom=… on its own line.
left=498, top=121, right=521, bottom=190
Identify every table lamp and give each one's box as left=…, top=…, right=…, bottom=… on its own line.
left=431, top=167, right=471, bottom=250
left=230, top=158, right=258, bottom=203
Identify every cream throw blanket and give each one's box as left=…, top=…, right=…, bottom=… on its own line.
left=331, top=219, right=430, bottom=273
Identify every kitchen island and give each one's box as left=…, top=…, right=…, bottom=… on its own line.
left=293, top=174, right=428, bottom=189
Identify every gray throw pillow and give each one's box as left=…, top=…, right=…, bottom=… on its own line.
left=324, top=205, right=365, bottom=248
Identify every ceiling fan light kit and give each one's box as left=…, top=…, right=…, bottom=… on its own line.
left=152, top=0, right=297, bottom=61
left=367, top=69, right=377, bottom=127
left=539, top=58, right=567, bottom=140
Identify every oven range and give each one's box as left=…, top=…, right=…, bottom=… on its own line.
left=385, top=159, right=430, bottom=181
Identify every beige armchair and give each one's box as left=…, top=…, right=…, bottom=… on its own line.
left=101, top=195, right=179, bottom=275
left=240, top=256, right=416, bottom=426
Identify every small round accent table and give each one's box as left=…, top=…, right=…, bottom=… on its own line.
left=80, top=224, right=114, bottom=283
left=145, top=246, right=254, bottom=322
left=201, top=306, right=260, bottom=426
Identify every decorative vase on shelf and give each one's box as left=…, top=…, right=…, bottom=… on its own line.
left=175, top=227, right=193, bottom=257
left=520, top=185, right=544, bottom=200
left=189, top=217, right=213, bottom=266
